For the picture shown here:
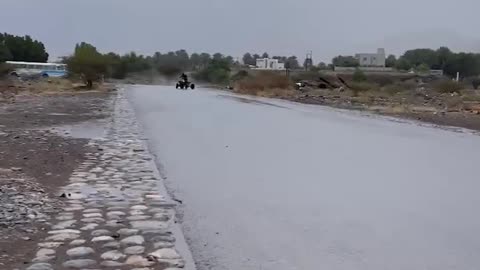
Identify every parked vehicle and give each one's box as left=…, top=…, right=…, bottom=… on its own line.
left=6, top=61, right=67, bottom=78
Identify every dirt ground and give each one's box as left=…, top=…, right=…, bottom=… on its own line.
left=0, top=88, right=113, bottom=268
left=291, top=89, right=480, bottom=132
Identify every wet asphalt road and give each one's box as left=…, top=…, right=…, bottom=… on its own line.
left=129, top=85, right=480, bottom=270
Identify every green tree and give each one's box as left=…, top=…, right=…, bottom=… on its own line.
left=193, top=58, right=231, bottom=83
left=395, top=58, right=412, bottom=71
left=317, top=62, right=327, bottom=70
left=332, top=55, right=359, bottom=67
left=199, top=53, right=211, bottom=69
left=0, top=33, right=48, bottom=62
left=399, top=49, right=438, bottom=69
left=261, top=52, right=269, bottom=59
left=353, top=68, right=367, bottom=82
left=415, top=63, right=430, bottom=73
left=0, top=43, right=12, bottom=62
left=242, top=53, right=255, bottom=66
left=66, top=42, right=108, bottom=89
left=436, top=47, right=453, bottom=70
left=213, top=53, right=223, bottom=61
left=385, top=55, right=397, bottom=68
left=285, top=56, right=300, bottom=69
left=190, top=53, right=201, bottom=70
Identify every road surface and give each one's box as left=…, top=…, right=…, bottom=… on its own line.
left=128, top=85, right=480, bottom=270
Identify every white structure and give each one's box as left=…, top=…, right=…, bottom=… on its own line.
left=355, top=48, right=386, bottom=67
left=255, top=58, right=285, bottom=70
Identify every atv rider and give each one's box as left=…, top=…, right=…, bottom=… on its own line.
left=180, top=73, right=188, bottom=83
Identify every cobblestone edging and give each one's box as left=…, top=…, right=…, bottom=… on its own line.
left=25, top=90, right=190, bottom=270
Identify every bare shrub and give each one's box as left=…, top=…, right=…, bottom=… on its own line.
left=382, top=81, right=415, bottom=96
left=235, top=71, right=292, bottom=96
left=472, top=78, right=480, bottom=90
left=433, top=80, right=465, bottom=94
left=349, top=82, right=379, bottom=96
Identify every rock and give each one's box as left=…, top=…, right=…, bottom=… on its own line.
left=100, top=260, right=125, bottom=267
left=66, top=246, right=95, bottom=257
left=83, top=212, right=102, bottom=218
left=117, top=228, right=139, bottom=236
left=92, top=236, right=115, bottom=242
left=62, top=259, right=96, bottom=268
left=101, top=250, right=126, bottom=261
left=130, top=220, right=167, bottom=231
left=127, top=215, right=151, bottom=221
left=125, top=255, right=155, bottom=267
left=91, top=229, right=112, bottom=237
left=151, top=235, right=175, bottom=243
left=131, top=205, right=148, bottom=210
left=121, top=235, right=145, bottom=246
left=80, top=223, right=98, bottom=230
left=153, top=241, right=174, bottom=249
left=32, top=256, right=55, bottom=263
left=102, top=241, right=121, bottom=249
left=83, top=208, right=102, bottom=213
left=124, top=245, right=145, bottom=255
left=148, top=248, right=180, bottom=260
left=48, top=229, right=80, bottom=234
left=26, top=263, right=53, bottom=270
left=36, top=249, right=55, bottom=258
left=38, top=242, right=63, bottom=248
left=69, top=239, right=86, bottom=246
left=52, top=220, right=76, bottom=229
left=46, top=233, right=79, bottom=241
left=107, top=211, right=126, bottom=217
left=81, top=217, right=105, bottom=223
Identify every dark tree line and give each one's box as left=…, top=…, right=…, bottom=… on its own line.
left=100, top=50, right=236, bottom=79
left=395, top=47, right=480, bottom=78
left=65, top=42, right=236, bottom=86
left=0, top=33, right=49, bottom=62
left=332, top=47, right=480, bottom=78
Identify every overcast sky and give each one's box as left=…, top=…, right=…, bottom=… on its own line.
left=2, top=0, right=479, bottom=63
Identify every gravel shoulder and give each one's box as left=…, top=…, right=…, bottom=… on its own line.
left=0, top=91, right=111, bottom=268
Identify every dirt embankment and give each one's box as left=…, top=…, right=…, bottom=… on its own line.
left=232, top=71, right=480, bottom=132
left=0, top=81, right=113, bottom=268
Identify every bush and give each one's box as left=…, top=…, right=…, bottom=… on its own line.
left=433, top=80, right=465, bottom=94
left=193, top=58, right=231, bottom=84
left=353, top=68, right=367, bottom=82
left=291, top=70, right=322, bottom=81
left=230, top=70, right=249, bottom=82
left=349, top=82, right=379, bottom=96
left=235, top=71, right=292, bottom=95
left=66, top=42, right=108, bottom=89
left=381, top=82, right=414, bottom=96
left=472, top=78, right=480, bottom=90
left=369, top=74, right=394, bottom=86
left=0, top=63, right=12, bottom=77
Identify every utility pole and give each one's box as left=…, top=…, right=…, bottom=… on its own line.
left=304, top=51, right=313, bottom=71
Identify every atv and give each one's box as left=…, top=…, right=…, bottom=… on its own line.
left=176, top=79, right=195, bottom=90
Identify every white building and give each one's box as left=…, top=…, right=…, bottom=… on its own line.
left=355, top=48, right=386, bottom=67
left=255, top=58, right=285, bottom=70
